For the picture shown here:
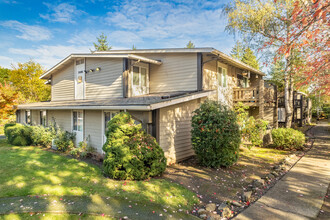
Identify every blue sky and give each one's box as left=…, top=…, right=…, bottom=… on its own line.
left=0, top=0, right=236, bottom=69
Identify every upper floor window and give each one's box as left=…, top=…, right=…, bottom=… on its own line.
left=217, top=65, right=227, bottom=88
left=132, top=63, right=149, bottom=96
left=237, top=74, right=249, bottom=88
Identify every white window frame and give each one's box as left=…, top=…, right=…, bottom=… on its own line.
left=102, top=110, right=119, bottom=146
left=131, top=62, right=149, bottom=96
left=25, top=110, right=31, bottom=125
left=72, top=110, right=84, bottom=132
left=217, top=63, right=227, bottom=88
left=40, top=110, right=47, bottom=126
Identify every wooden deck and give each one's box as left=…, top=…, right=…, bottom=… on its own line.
left=233, top=87, right=259, bottom=106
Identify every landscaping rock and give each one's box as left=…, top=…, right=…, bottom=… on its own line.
left=253, top=179, right=265, bottom=187
left=205, top=203, right=216, bottom=212
left=231, top=201, right=243, bottom=207
left=207, top=213, right=221, bottom=220
left=198, top=208, right=208, bottom=215
left=221, top=207, right=232, bottom=219
left=266, top=173, right=275, bottom=180
left=271, top=171, right=279, bottom=177
left=242, top=191, right=252, bottom=202
left=218, top=203, right=227, bottom=211
left=200, top=214, right=207, bottom=219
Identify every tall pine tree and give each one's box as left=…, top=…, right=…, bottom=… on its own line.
left=241, top=48, right=259, bottom=70
left=93, top=33, right=112, bottom=51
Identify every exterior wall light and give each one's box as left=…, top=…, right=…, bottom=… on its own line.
left=95, top=67, right=101, bottom=71
left=89, top=69, right=94, bottom=73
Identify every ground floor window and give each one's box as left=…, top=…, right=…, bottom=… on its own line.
left=25, top=110, right=31, bottom=125
left=40, top=110, right=46, bottom=126
left=104, top=111, right=118, bottom=134
left=16, top=110, right=21, bottom=123
left=73, top=111, right=83, bottom=131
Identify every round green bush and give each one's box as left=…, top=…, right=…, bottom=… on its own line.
left=271, top=128, right=305, bottom=150
left=102, top=112, right=167, bottom=180
left=30, top=126, right=55, bottom=147
left=191, top=101, right=241, bottom=167
left=4, top=123, right=32, bottom=146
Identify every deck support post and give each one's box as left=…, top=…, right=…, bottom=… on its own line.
left=259, top=79, right=264, bottom=119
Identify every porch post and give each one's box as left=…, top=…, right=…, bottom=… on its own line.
left=259, top=79, right=264, bottom=119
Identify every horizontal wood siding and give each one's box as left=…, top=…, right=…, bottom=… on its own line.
left=48, top=110, right=72, bottom=131
left=143, top=53, right=198, bottom=93
left=52, top=63, right=75, bottom=101
left=85, top=110, right=103, bottom=154
left=85, top=58, right=123, bottom=99
left=159, top=99, right=201, bottom=164
left=31, top=110, right=40, bottom=125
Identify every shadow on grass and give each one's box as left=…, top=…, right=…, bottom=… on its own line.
left=0, top=139, right=199, bottom=219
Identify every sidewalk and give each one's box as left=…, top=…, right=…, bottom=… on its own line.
left=234, top=123, right=330, bottom=220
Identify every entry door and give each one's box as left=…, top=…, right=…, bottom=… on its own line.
left=75, top=59, right=85, bottom=99
left=73, top=110, right=84, bottom=146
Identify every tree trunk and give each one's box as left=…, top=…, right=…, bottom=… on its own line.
left=284, top=56, right=293, bottom=128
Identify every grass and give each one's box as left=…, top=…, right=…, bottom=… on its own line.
left=0, top=139, right=198, bottom=211
left=0, top=213, right=114, bottom=220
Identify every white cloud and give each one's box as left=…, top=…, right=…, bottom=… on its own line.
left=9, top=45, right=90, bottom=68
left=0, top=20, right=51, bottom=41
left=105, top=0, right=227, bottom=44
left=0, top=55, right=14, bottom=68
left=40, top=3, right=85, bottom=24
left=68, top=32, right=96, bottom=45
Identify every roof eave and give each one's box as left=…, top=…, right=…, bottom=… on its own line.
left=211, top=49, right=265, bottom=76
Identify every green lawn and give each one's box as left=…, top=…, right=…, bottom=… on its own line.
left=0, top=139, right=198, bottom=215
left=0, top=213, right=114, bottom=220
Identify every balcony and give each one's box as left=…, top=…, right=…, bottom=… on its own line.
left=233, top=87, right=259, bottom=106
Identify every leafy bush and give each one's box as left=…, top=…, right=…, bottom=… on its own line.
left=30, top=126, right=55, bottom=147
left=272, top=128, right=305, bottom=150
left=191, top=101, right=241, bottom=167
left=70, top=139, right=94, bottom=158
left=54, top=130, right=75, bottom=152
left=234, top=102, right=268, bottom=148
left=103, top=112, right=167, bottom=180
left=4, top=123, right=32, bottom=146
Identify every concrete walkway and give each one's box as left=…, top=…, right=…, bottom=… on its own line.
left=234, top=123, right=330, bottom=220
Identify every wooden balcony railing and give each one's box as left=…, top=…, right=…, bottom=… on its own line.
left=233, top=87, right=259, bottom=104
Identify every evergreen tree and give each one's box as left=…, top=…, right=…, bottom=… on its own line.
left=93, top=33, right=111, bottom=51
left=241, top=48, right=260, bottom=70
left=132, top=44, right=137, bottom=50
left=185, top=40, right=195, bottom=48
left=230, top=41, right=244, bottom=60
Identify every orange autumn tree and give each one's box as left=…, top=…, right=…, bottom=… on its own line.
left=0, top=82, right=18, bottom=120
left=224, top=0, right=329, bottom=127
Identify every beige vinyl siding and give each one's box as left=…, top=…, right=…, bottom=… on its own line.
left=31, top=110, right=40, bottom=125
left=48, top=110, right=72, bottom=131
left=85, top=58, right=123, bottom=99
left=52, top=62, right=75, bottom=101
left=84, top=110, right=103, bottom=153
left=143, top=53, right=198, bottom=93
left=159, top=98, right=203, bottom=164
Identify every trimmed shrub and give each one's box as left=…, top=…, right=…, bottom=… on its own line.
left=103, top=112, right=167, bottom=180
left=272, top=128, right=305, bottom=150
left=30, top=126, right=55, bottom=147
left=54, top=130, right=75, bottom=152
left=234, top=102, right=268, bottom=148
left=191, top=101, right=241, bottom=167
left=4, top=123, right=32, bottom=146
